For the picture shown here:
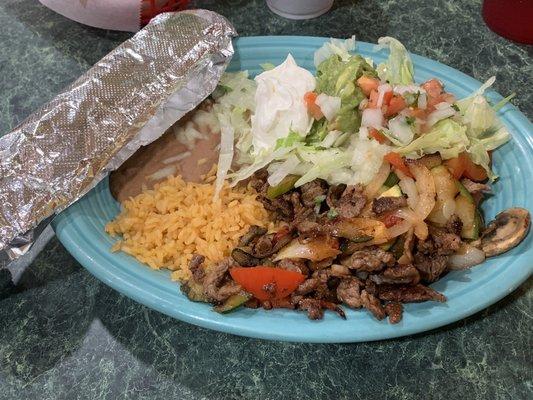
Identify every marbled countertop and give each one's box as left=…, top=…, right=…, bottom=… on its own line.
left=0, top=1, right=531, bottom=399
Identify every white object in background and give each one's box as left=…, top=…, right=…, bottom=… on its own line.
left=266, top=0, right=334, bottom=20
left=40, top=0, right=140, bottom=32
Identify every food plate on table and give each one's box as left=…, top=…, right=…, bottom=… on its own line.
left=53, top=36, right=533, bottom=343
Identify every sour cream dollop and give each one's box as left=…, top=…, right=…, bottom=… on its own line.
left=251, top=54, right=316, bottom=153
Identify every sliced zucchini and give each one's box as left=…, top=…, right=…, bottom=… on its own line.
left=455, top=180, right=474, bottom=203
left=383, top=172, right=400, bottom=188
left=389, top=235, right=406, bottom=260
left=266, top=175, right=300, bottom=199
left=379, top=184, right=402, bottom=198
left=455, top=194, right=480, bottom=240
left=214, top=293, right=251, bottom=313
left=379, top=237, right=398, bottom=251
left=462, top=209, right=482, bottom=240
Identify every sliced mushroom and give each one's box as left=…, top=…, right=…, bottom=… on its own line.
left=479, top=208, right=530, bottom=257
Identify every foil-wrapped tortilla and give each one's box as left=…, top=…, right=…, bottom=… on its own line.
left=0, top=9, right=237, bottom=269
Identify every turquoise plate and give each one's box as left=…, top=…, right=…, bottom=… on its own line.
left=53, top=36, right=533, bottom=343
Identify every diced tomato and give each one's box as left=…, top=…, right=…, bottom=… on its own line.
left=368, top=89, right=393, bottom=109
left=384, top=95, right=407, bottom=117
left=406, top=107, right=427, bottom=119
left=462, top=153, right=488, bottom=181
left=229, top=266, right=306, bottom=301
left=382, top=90, right=394, bottom=106
left=421, top=79, right=443, bottom=98
left=369, top=128, right=387, bottom=144
left=384, top=152, right=412, bottom=178
left=304, top=91, right=324, bottom=120
left=368, top=89, right=379, bottom=108
left=357, top=75, right=380, bottom=97
left=444, top=156, right=466, bottom=179
left=382, top=212, right=403, bottom=228
left=444, top=153, right=488, bottom=181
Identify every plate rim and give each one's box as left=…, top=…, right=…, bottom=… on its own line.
left=53, top=36, right=533, bottom=343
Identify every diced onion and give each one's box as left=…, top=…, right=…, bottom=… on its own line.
left=398, top=175, right=418, bottom=209
left=364, top=162, right=390, bottom=199
left=274, top=238, right=340, bottom=262
left=387, top=220, right=413, bottom=238
left=362, top=108, right=384, bottom=128
left=388, top=115, right=414, bottom=145
left=417, top=93, right=427, bottom=109
left=408, top=162, right=436, bottom=221
left=426, top=104, right=456, bottom=127
left=448, top=244, right=486, bottom=270
left=316, top=93, right=342, bottom=121
left=319, top=130, right=343, bottom=148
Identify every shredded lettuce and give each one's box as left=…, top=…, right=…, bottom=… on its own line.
left=275, top=130, right=304, bottom=150
left=396, top=119, right=469, bottom=159
left=455, top=77, right=512, bottom=179
left=376, top=37, right=414, bottom=85
left=314, top=36, right=357, bottom=68
left=267, top=154, right=301, bottom=186
left=467, top=127, right=510, bottom=180
left=212, top=72, right=256, bottom=196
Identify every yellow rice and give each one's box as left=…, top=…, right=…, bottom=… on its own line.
left=105, top=168, right=276, bottom=281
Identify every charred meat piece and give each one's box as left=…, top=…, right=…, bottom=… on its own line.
left=417, top=226, right=462, bottom=256
left=336, top=278, right=385, bottom=320
left=372, top=196, right=407, bottom=215
left=430, top=227, right=462, bottom=255
left=295, top=219, right=328, bottom=237
left=308, top=257, right=335, bottom=271
left=277, top=258, right=309, bottom=275
left=300, top=179, right=328, bottom=208
left=297, top=298, right=346, bottom=320
left=413, top=254, right=448, bottom=283
left=189, top=254, right=206, bottom=281
left=335, top=184, right=367, bottom=218
left=249, top=169, right=269, bottom=194
left=261, top=298, right=295, bottom=310
left=203, top=258, right=242, bottom=302
left=326, top=184, right=347, bottom=209
left=341, top=246, right=395, bottom=272
left=336, top=278, right=364, bottom=308
left=295, top=277, right=320, bottom=295
left=460, top=178, right=490, bottom=196
left=384, top=302, right=403, bottom=324
left=238, top=225, right=268, bottom=247
left=261, top=193, right=294, bottom=221
left=231, top=248, right=261, bottom=266
left=361, top=290, right=386, bottom=320
left=378, top=284, right=446, bottom=303
left=373, top=264, right=421, bottom=285
left=253, top=234, right=275, bottom=257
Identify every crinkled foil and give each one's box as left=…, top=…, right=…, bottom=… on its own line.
left=0, top=9, right=236, bottom=270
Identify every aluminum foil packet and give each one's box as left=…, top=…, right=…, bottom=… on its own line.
left=0, top=9, right=237, bottom=271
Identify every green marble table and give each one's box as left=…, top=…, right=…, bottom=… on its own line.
left=0, top=1, right=531, bottom=399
